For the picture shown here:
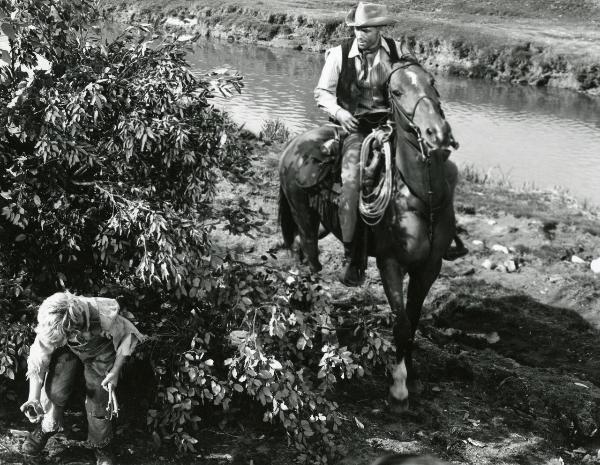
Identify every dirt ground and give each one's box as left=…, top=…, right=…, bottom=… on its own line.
left=1, top=140, right=600, bottom=465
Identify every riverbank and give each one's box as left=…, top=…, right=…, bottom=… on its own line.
left=2, top=132, right=599, bottom=464
left=102, top=0, right=600, bottom=95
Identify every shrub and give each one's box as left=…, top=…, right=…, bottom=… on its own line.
left=0, top=0, right=252, bottom=296
left=142, top=262, right=396, bottom=461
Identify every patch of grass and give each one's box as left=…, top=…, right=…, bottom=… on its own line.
left=459, top=163, right=513, bottom=188
left=259, top=119, right=290, bottom=144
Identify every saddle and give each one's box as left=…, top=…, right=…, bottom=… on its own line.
left=294, top=126, right=389, bottom=193
left=295, top=127, right=343, bottom=191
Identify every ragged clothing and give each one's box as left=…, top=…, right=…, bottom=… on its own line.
left=27, top=296, right=145, bottom=383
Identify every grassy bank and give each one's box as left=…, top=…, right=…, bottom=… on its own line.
left=102, top=0, right=600, bottom=94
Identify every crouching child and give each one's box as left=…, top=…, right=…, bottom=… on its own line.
left=19, top=292, right=145, bottom=465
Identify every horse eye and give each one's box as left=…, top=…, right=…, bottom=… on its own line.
left=392, top=90, right=402, bottom=97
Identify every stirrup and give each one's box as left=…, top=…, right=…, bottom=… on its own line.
left=443, top=244, right=469, bottom=261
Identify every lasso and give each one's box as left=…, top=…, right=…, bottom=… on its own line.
left=358, top=127, right=394, bottom=226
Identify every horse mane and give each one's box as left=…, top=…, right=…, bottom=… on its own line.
left=396, top=54, right=420, bottom=66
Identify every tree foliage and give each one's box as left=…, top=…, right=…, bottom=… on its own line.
left=0, top=1, right=397, bottom=462
left=0, top=0, right=251, bottom=295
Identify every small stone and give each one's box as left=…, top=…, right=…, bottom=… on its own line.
left=472, top=240, right=483, bottom=246
left=496, top=265, right=507, bottom=273
left=571, top=255, right=586, bottom=264
left=487, top=219, right=497, bottom=225
left=492, top=244, right=509, bottom=254
left=591, top=258, right=600, bottom=274
left=505, top=260, right=517, bottom=272
left=481, top=259, right=493, bottom=270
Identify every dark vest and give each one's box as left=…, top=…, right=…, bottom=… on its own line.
left=335, top=37, right=400, bottom=115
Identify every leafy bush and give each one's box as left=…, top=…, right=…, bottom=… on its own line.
left=0, top=1, right=397, bottom=462
left=0, top=313, right=33, bottom=401
left=142, top=261, right=396, bottom=462
left=0, top=0, right=252, bottom=296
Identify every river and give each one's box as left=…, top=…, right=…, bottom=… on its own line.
left=188, top=39, right=600, bottom=207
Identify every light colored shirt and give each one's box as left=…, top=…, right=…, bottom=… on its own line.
left=314, top=37, right=403, bottom=119
left=27, top=297, right=146, bottom=382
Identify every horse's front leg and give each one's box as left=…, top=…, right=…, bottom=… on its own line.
left=377, top=255, right=411, bottom=412
left=405, top=257, right=443, bottom=394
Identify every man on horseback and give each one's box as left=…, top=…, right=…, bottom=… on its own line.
left=314, top=2, right=467, bottom=286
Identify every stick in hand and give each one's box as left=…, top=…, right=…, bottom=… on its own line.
left=106, top=383, right=119, bottom=420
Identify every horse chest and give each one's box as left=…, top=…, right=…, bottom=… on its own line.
left=372, top=209, right=431, bottom=262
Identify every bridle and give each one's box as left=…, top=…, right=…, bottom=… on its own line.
left=385, top=61, right=447, bottom=241
left=386, top=62, right=445, bottom=162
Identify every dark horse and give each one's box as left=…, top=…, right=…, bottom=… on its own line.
left=278, top=58, right=459, bottom=409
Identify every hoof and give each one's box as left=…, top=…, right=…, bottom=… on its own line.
left=309, top=262, right=323, bottom=273
left=339, top=264, right=365, bottom=287
left=388, top=394, right=409, bottom=413
left=407, top=378, right=423, bottom=395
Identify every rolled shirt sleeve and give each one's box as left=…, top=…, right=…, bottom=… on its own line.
left=85, top=297, right=146, bottom=357
left=314, top=45, right=344, bottom=119
left=107, top=316, right=145, bottom=357
left=26, top=336, right=62, bottom=382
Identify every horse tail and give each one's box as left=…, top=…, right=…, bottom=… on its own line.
left=278, top=185, right=297, bottom=249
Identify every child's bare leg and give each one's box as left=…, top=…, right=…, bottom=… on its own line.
left=23, top=348, right=78, bottom=455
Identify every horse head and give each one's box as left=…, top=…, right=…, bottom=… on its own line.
left=387, top=59, right=459, bottom=156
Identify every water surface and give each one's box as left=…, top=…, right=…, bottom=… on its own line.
left=188, top=39, right=600, bottom=206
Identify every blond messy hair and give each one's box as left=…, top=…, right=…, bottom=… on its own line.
left=36, top=291, right=83, bottom=346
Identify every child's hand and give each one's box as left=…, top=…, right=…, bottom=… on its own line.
left=20, top=400, right=44, bottom=423
left=101, top=371, right=119, bottom=391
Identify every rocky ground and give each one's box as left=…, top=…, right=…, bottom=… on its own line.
left=3, top=135, right=598, bottom=465
left=102, top=0, right=600, bottom=94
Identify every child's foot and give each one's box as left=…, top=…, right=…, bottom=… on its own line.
left=21, top=424, right=56, bottom=455
left=94, top=445, right=115, bottom=465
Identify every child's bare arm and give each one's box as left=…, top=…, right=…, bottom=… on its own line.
left=20, top=336, right=54, bottom=422
left=101, top=352, right=127, bottom=390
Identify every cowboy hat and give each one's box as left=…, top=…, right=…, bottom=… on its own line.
left=345, top=2, right=396, bottom=28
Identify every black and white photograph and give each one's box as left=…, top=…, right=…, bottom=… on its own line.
left=1, top=1, right=599, bottom=464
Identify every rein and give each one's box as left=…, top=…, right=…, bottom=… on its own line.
left=385, top=62, right=445, bottom=242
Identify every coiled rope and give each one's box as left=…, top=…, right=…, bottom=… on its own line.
left=358, top=127, right=394, bottom=226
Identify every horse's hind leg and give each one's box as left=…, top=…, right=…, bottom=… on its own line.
left=289, top=190, right=322, bottom=273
